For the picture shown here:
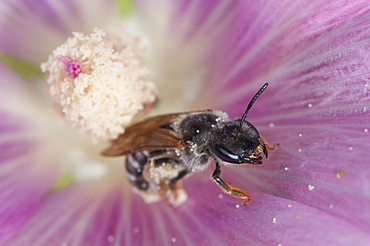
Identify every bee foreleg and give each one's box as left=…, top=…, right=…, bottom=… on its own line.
left=212, top=162, right=251, bottom=205
left=260, top=137, right=279, bottom=151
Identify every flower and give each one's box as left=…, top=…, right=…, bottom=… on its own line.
left=1, top=0, right=370, bottom=245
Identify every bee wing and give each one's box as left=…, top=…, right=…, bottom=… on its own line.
left=102, top=113, right=188, bottom=156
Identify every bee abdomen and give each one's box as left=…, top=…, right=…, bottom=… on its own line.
left=126, top=152, right=150, bottom=191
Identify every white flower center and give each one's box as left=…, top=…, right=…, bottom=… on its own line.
left=41, top=28, right=158, bottom=142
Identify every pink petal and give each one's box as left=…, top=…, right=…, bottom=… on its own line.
left=0, top=63, right=61, bottom=243
left=5, top=176, right=370, bottom=246
left=200, top=1, right=370, bottom=111
left=0, top=0, right=115, bottom=63
left=135, top=0, right=370, bottom=244
left=198, top=0, right=370, bottom=240
left=192, top=1, right=370, bottom=231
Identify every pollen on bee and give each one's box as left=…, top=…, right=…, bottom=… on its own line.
left=41, top=28, right=158, bottom=142
left=336, top=169, right=344, bottom=178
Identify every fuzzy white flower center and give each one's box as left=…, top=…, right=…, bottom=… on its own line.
left=41, top=28, right=158, bottom=141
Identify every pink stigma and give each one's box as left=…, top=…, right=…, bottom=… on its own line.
left=56, top=55, right=81, bottom=78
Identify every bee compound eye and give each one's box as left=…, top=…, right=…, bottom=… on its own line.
left=213, top=144, right=240, bottom=164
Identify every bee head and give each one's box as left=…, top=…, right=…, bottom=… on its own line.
left=212, top=120, right=267, bottom=164
left=212, top=83, right=269, bottom=164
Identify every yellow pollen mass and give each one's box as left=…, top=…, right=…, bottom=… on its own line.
left=41, top=28, right=158, bottom=141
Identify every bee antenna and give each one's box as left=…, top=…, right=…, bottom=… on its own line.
left=240, top=83, right=269, bottom=128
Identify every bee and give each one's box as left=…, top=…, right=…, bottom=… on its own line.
left=102, top=83, right=277, bottom=206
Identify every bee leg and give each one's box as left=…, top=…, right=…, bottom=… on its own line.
left=212, top=162, right=251, bottom=205
left=169, top=169, right=189, bottom=190
left=162, top=169, right=189, bottom=206
left=261, top=137, right=279, bottom=151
